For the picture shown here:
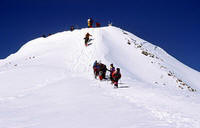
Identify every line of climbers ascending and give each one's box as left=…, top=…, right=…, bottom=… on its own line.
left=93, top=60, right=121, bottom=88
left=41, top=18, right=120, bottom=88
left=42, top=17, right=105, bottom=48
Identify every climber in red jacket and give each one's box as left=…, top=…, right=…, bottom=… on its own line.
left=112, top=68, right=121, bottom=88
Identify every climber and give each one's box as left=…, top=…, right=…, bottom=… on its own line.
left=93, top=60, right=100, bottom=79
left=112, top=68, right=121, bottom=88
left=70, top=26, right=74, bottom=31
left=84, top=33, right=92, bottom=46
left=109, top=64, right=115, bottom=82
left=96, top=22, right=101, bottom=27
left=98, top=63, right=104, bottom=80
left=99, top=63, right=108, bottom=80
left=102, top=64, right=108, bottom=79
left=42, top=35, right=46, bottom=38
left=87, top=18, right=90, bottom=28
left=88, top=18, right=94, bottom=28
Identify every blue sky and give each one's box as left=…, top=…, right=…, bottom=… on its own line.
left=0, top=0, right=200, bottom=71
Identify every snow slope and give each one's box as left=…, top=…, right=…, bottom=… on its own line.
left=0, top=26, right=200, bottom=128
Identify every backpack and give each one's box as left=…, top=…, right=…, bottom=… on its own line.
left=112, top=71, right=121, bottom=79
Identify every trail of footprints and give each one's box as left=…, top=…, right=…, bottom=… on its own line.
left=2, top=56, right=37, bottom=68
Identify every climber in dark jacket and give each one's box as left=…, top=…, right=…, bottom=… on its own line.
left=93, top=60, right=100, bottom=79
left=98, top=63, right=107, bottom=80
left=84, top=33, right=92, bottom=46
left=109, top=64, right=115, bottom=82
left=70, top=26, right=74, bottom=31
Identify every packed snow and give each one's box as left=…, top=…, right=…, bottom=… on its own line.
left=0, top=26, right=200, bottom=128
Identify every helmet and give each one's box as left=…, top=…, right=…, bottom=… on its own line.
left=117, top=68, right=120, bottom=72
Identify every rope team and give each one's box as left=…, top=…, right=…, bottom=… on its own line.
left=93, top=61, right=121, bottom=88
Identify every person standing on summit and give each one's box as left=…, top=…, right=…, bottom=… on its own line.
left=88, top=18, right=94, bottom=28
left=70, top=26, right=74, bottom=31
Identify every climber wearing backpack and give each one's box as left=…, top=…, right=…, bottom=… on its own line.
left=93, top=60, right=100, bottom=79
left=98, top=63, right=104, bottom=80
left=102, top=64, right=108, bottom=79
left=112, top=68, right=121, bottom=88
left=109, top=64, right=115, bottom=82
left=98, top=63, right=107, bottom=80
left=84, top=33, right=92, bottom=46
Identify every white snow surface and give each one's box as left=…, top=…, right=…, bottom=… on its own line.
left=0, top=26, right=200, bottom=128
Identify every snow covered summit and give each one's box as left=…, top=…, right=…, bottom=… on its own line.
left=0, top=26, right=200, bottom=128
left=2, top=26, right=200, bottom=92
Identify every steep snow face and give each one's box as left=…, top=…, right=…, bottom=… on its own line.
left=2, top=26, right=199, bottom=92
left=0, top=26, right=200, bottom=128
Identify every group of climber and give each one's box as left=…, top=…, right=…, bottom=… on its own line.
left=84, top=18, right=102, bottom=46
left=93, top=60, right=121, bottom=88
left=68, top=18, right=100, bottom=46
left=69, top=18, right=99, bottom=46
left=88, top=18, right=101, bottom=28
left=42, top=17, right=102, bottom=38
left=70, top=18, right=101, bottom=32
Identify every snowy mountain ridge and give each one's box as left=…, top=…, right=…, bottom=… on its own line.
left=1, top=26, right=199, bottom=92
left=0, top=26, right=200, bottom=128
